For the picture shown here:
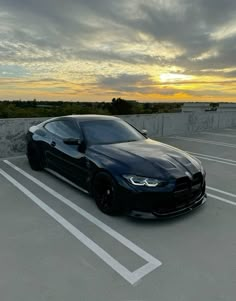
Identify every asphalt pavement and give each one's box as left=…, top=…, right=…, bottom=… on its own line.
left=0, top=127, right=236, bottom=301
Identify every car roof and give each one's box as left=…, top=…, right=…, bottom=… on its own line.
left=63, top=114, right=119, bottom=122
left=40, top=114, right=119, bottom=125
left=30, top=115, right=121, bottom=133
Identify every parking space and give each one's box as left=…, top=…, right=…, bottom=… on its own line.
left=0, top=127, right=236, bottom=301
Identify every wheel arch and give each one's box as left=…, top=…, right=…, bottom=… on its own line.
left=90, top=168, right=116, bottom=196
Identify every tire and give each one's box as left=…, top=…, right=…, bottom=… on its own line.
left=92, top=172, right=124, bottom=215
left=27, top=142, right=44, bottom=171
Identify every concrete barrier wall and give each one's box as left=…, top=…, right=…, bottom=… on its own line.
left=121, top=114, right=163, bottom=136
left=0, top=117, right=48, bottom=159
left=0, top=111, right=236, bottom=158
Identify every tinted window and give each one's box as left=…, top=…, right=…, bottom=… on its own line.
left=80, top=119, right=144, bottom=145
left=45, top=120, right=81, bottom=139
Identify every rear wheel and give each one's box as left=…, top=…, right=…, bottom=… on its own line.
left=93, top=172, right=124, bottom=215
left=27, top=142, right=44, bottom=171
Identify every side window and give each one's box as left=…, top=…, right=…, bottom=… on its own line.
left=45, top=120, right=81, bottom=139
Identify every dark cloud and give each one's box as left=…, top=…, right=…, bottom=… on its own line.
left=224, top=71, right=236, bottom=78
left=74, top=49, right=164, bottom=65
left=98, top=73, right=154, bottom=87
left=0, top=0, right=236, bottom=96
left=197, top=0, right=236, bottom=25
left=97, top=73, right=180, bottom=95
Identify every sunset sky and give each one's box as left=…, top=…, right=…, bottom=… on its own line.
left=0, top=0, right=236, bottom=102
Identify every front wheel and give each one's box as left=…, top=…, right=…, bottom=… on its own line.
left=93, top=172, right=124, bottom=215
left=27, top=142, right=44, bottom=171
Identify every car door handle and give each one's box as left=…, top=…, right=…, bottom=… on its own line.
left=51, top=141, right=56, bottom=147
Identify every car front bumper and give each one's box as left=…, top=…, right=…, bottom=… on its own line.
left=116, top=173, right=207, bottom=219
left=128, top=192, right=207, bottom=219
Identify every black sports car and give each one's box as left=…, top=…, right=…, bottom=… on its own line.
left=26, top=115, right=206, bottom=218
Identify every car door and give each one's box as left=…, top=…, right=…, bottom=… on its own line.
left=44, top=119, right=88, bottom=188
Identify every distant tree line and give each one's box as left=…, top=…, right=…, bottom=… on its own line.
left=0, top=98, right=183, bottom=118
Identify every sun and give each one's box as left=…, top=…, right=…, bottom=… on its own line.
left=160, top=73, right=192, bottom=82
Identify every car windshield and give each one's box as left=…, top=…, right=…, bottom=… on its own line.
left=80, top=119, right=145, bottom=145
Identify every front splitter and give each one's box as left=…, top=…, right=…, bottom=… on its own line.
left=128, top=194, right=207, bottom=219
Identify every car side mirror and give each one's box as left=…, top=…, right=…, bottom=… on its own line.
left=141, top=129, right=148, bottom=137
left=63, top=138, right=81, bottom=145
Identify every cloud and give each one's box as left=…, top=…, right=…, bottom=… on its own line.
left=1, top=0, right=236, bottom=67
left=0, top=0, right=236, bottom=100
left=98, top=73, right=153, bottom=86
left=97, top=73, right=182, bottom=95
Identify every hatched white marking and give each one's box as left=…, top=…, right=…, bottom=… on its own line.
left=2, top=161, right=162, bottom=285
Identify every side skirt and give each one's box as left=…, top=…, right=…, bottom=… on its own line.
left=45, top=168, right=89, bottom=195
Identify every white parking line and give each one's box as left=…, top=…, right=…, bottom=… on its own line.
left=169, top=136, right=236, bottom=148
left=201, top=132, right=236, bottom=138
left=0, top=154, right=26, bottom=161
left=3, top=160, right=162, bottom=285
left=191, top=154, right=236, bottom=167
left=225, top=128, right=236, bottom=131
left=207, top=193, right=236, bottom=207
left=0, top=168, right=148, bottom=285
left=207, top=186, right=236, bottom=207
left=207, top=186, right=236, bottom=199
left=189, top=152, right=236, bottom=164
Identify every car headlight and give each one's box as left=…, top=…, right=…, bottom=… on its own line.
left=123, top=175, right=161, bottom=187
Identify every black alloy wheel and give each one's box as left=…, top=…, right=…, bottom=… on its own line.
left=27, top=142, right=44, bottom=171
left=93, top=172, right=123, bottom=215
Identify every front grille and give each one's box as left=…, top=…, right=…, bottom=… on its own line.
left=153, top=172, right=204, bottom=214
left=174, top=172, right=204, bottom=206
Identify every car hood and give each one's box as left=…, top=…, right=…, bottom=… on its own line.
left=89, top=139, right=202, bottom=179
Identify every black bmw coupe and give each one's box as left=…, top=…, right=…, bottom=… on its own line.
left=26, top=115, right=206, bottom=217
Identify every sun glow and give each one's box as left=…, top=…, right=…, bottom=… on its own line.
left=160, top=73, right=193, bottom=82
